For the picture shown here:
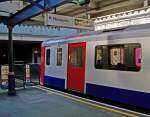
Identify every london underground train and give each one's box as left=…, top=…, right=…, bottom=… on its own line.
left=40, top=24, right=150, bottom=109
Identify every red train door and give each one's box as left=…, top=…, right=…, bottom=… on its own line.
left=67, top=42, right=86, bottom=93
left=40, top=47, right=45, bottom=85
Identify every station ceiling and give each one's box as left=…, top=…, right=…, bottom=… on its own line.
left=0, top=0, right=149, bottom=25
left=55, top=0, right=145, bottom=17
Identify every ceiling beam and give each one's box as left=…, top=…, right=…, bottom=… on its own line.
left=8, top=0, right=73, bottom=26
left=91, top=3, right=143, bottom=18
left=0, top=0, right=10, bottom=3
left=74, top=0, right=143, bottom=18
left=56, top=0, right=128, bottom=17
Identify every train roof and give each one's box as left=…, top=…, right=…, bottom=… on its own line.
left=42, top=23, right=150, bottom=47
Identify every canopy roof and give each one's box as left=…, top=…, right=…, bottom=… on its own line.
left=0, top=0, right=72, bottom=26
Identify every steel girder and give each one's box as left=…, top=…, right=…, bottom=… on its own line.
left=8, top=0, right=73, bottom=26
left=0, top=0, right=10, bottom=3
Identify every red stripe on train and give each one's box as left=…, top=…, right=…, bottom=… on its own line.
left=40, top=47, right=45, bottom=85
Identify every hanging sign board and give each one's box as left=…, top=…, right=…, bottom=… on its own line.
left=45, top=13, right=74, bottom=27
left=74, top=18, right=93, bottom=28
left=44, top=13, right=94, bottom=30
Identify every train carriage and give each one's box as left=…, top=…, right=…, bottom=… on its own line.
left=40, top=24, right=150, bottom=109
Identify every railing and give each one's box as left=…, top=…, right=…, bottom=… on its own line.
left=0, top=63, right=40, bottom=90
left=14, top=64, right=26, bottom=88
left=29, top=63, right=40, bottom=85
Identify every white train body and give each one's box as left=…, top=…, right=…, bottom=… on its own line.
left=40, top=24, right=150, bottom=109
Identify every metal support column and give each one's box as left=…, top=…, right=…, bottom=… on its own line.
left=54, top=7, right=57, bottom=14
left=8, top=26, right=16, bottom=96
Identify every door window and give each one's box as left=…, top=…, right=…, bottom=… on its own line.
left=70, top=47, right=83, bottom=67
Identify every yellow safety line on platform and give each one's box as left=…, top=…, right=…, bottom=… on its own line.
left=47, top=92, right=53, bottom=95
left=35, top=86, right=139, bottom=117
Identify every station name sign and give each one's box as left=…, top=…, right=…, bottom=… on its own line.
left=44, top=13, right=94, bottom=30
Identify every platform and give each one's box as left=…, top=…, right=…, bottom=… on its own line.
left=0, top=86, right=146, bottom=117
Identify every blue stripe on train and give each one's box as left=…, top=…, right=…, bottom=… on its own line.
left=44, top=76, right=65, bottom=89
left=86, top=83, right=150, bottom=109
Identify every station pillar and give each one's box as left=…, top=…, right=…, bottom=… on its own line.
left=8, top=26, right=16, bottom=96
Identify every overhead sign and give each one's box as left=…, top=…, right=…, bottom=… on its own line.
left=44, top=13, right=94, bottom=30
left=45, top=13, right=74, bottom=27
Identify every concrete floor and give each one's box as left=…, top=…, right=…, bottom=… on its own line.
left=0, top=87, right=138, bottom=117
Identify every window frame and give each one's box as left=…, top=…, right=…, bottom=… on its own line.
left=95, top=45, right=108, bottom=69
left=95, top=46, right=103, bottom=69
left=94, top=43, right=141, bottom=72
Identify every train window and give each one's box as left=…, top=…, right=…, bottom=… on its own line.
left=95, top=46, right=103, bottom=68
left=109, top=46, right=125, bottom=70
left=46, top=49, right=50, bottom=65
left=125, top=43, right=141, bottom=71
left=70, top=47, right=83, bottom=67
left=57, top=48, right=62, bottom=66
left=135, top=48, right=141, bottom=67
left=95, top=45, right=109, bottom=69
left=95, top=43, right=141, bottom=72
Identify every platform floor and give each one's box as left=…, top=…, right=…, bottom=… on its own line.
left=0, top=86, right=144, bottom=117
